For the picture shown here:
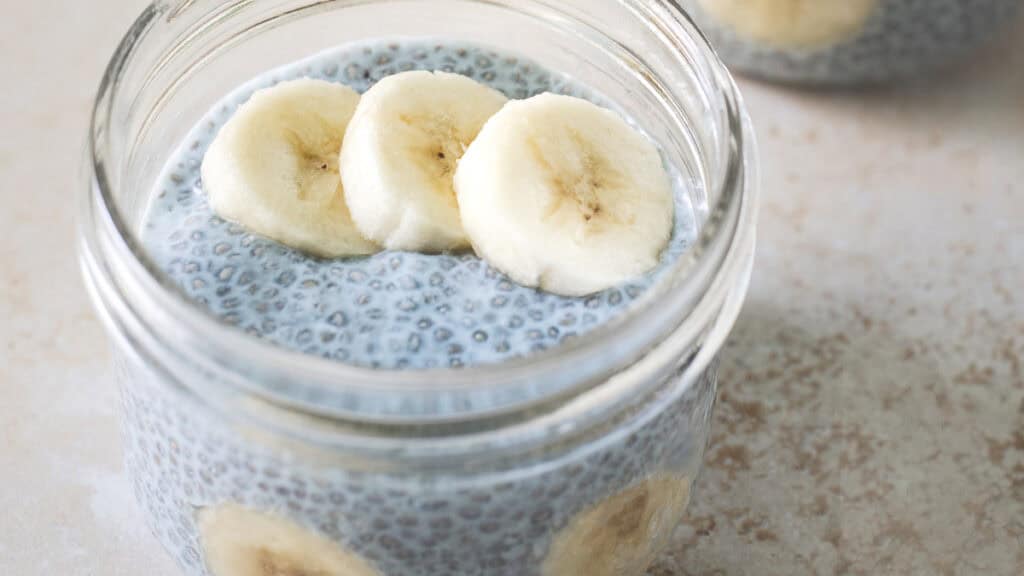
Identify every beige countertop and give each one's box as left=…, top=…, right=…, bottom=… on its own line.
left=2, top=1, right=1022, bottom=574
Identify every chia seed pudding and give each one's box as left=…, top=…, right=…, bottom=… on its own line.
left=121, top=351, right=716, bottom=576
left=146, top=40, right=698, bottom=370
left=682, top=0, right=1020, bottom=85
left=124, top=38, right=716, bottom=576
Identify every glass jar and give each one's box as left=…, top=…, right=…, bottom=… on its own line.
left=681, top=0, right=1021, bottom=85
left=79, top=1, right=758, bottom=575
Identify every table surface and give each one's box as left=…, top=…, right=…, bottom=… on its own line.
left=3, top=2, right=1022, bottom=574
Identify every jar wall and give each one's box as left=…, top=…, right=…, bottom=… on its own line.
left=118, top=347, right=719, bottom=576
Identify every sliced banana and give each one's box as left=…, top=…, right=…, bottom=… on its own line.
left=198, top=503, right=381, bottom=576
left=696, top=0, right=879, bottom=48
left=542, top=475, right=691, bottom=576
left=340, top=71, right=509, bottom=252
left=201, top=78, right=380, bottom=258
left=454, top=93, right=674, bottom=297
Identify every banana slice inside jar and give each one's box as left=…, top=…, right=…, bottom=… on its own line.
left=198, top=503, right=382, bottom=576
left=542, top=474, right=692, bottom=576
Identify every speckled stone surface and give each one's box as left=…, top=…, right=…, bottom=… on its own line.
left=2, top=2, right=1022, bottom=575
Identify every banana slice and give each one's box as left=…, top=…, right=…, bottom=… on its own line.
left=201, top=78, right=380, bottom=258
left=340, top=71, right=508, bottom=252
left=696, top=0, right=879, bottom=48
left=454, top=93, right=674, bottom=297
left=198, top=503, right=382, bottom=576
left=542, top=475, right=691, bottom=576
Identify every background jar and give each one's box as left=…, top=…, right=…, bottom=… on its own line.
left=680, top=0, right=1021, bottom=85
left=79, top=1, right=758, bottom=575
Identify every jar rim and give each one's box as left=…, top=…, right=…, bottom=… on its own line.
left=83, top=0, right=759, bottom=426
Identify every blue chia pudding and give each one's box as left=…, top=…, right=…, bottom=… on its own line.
left=144, top=40, right=698, bottom=370
left=125, top=38, right=714, bottom=576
